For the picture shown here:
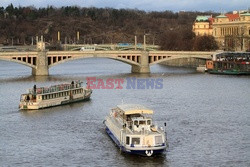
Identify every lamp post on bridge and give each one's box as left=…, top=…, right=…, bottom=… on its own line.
left=57, top=31, right=60, bottom=42
left=144, top=34, right=150, bottom=51
left=135, top=35, right=137, bottom=50
left=77, top=31, right=80, bottom=44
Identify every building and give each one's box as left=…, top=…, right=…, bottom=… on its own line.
left=193, top=16, right=214, bottom=36
left=212, top=11, right=250, bottom=51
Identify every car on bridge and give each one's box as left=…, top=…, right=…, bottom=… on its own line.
left=80, top=45, right=96, bottom=51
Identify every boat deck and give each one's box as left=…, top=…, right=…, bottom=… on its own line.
left=110, top=115, right=163, bottom=136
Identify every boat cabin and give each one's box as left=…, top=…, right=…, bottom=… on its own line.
left=113, top=104, right=155, bottom=132
left=131, top=117, right=152, bottom=132
left=20, top=81, right=85, bottom=103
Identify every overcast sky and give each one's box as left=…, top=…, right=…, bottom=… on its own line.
left=1, top=0, right=249, bottom=12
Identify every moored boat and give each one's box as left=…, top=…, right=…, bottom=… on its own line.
left=19, top=81, right=92, bottom=110
left=206, top=52, right=250, bottom=75
left=104, top=104, right=167, bottom=156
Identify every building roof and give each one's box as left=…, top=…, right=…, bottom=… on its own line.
left=216, top=14, right=227, bottom=18
left=241, top=12, right=250, bottom=16
left=117, top=104, right=153, bottom=115
left=196, top=16, right=210, bottom=22
left=225, top=13, right=240, bottom=21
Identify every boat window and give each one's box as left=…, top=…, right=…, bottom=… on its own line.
left=147, top=120, right=151, bottom=125
left=126, top=136, right=130, bottom=145
left=132, top=138, right=140, bottom=145
left=155, top=136, right=163, bottom=145
left=139, top=120, right=146, bottom=125
left=134, top=120, right=139, bottom=126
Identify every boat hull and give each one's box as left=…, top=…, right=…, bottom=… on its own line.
left=19, top=94, right=91, bottom=110
left=209, top=70, right=250, bottom=75
left=105, top=126, right=166, bottom=156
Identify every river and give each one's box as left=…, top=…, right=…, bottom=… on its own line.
left=0, top=58, right=249, bottom=166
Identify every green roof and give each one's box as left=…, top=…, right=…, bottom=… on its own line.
left=216, top=15, right=227, bottom=18
left=196, top=16, right=210, bottom=21
left=241, top=12, right=250, bottom=16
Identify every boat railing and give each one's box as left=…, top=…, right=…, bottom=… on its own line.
left=28, top=81, right=84, bottom=95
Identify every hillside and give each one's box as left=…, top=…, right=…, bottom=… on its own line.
left=0, top=5, right=219, bottom=50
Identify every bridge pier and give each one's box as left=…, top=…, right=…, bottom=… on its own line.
left=32, top=51, right=49, bottom=76
left=131, top=51, right=150, bottom=73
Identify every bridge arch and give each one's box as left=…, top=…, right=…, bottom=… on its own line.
left=47, top=53, right=141, bottom=68
left=149, top=52, right=213, bottom=65
left=0, top=57, right=36, bottom=69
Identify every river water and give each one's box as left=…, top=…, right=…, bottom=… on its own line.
left=0, top=58, right=249, bottom=167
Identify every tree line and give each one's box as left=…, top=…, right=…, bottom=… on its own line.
left=0, top=4, right=219, bottom=51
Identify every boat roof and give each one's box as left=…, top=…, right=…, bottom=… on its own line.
left=117, top=104, right=153, bottom=115
left=215, top=52, right=250, bottom=58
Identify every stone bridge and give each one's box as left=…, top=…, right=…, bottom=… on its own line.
left=0, top=50, right=214, bottom=75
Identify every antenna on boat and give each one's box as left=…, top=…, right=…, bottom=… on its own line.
left=164, top=122, right=168, bottom=147
left=164, top=122, right=167, bottom=137
left=121, top=99, right=124, bottom=104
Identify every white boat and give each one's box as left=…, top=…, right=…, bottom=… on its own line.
left=104, top=104, right=167, bottom=156
left=19, top=81, right=92, bottom=110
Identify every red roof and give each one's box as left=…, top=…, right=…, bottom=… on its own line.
left=208, top=17, right=214, bottom=25
left=225, top=13, right=240, bottom=21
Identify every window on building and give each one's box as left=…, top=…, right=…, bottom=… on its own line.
left=249, top=29, right=250, bottom=35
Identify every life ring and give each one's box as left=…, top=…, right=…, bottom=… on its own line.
left=145, top=150, right=153, bottom=156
